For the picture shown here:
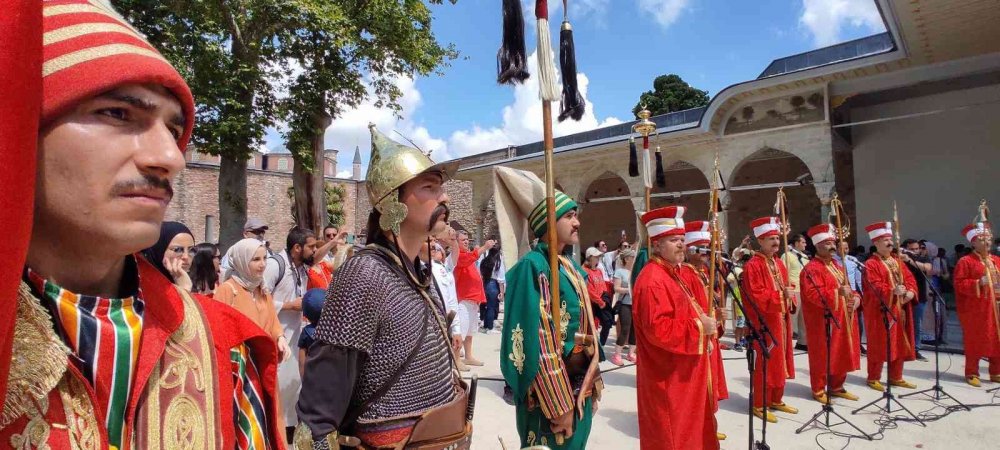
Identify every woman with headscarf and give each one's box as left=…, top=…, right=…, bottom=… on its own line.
left=215, top=238, right=291, bottom=362
left=140, top=221, right=195, bottom=291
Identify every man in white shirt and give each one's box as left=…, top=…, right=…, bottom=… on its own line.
left=263, top=226, right=317, bottom=442
left=427, top=238, right=467, bottom=371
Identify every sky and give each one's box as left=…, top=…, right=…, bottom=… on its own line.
left=262, top=0, right=886, bottom=179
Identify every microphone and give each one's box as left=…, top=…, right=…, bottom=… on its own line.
left=689, top=246, right=734, bottom=262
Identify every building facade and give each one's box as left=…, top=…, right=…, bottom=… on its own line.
left=451, top=0, right=1000, bottom=254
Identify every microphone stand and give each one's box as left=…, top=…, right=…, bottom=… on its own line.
left=898, top=257, right=970, bottom=410
left=795, top=268, right=872, bottom=439
left=851, top=265, right=925, bottom=425
left=718, top=259, right=774, bottom=450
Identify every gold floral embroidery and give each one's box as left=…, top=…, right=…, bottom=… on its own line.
left=58, top=376, right=99, bottom=450
left=2, top=284, right=69, bottom=429
left=163, top=395, right=205, bottom=450
left=139, top=288, right=219, bottom=450
left=508, top=324, right=526, bottom=374
left=526, top=430, right=536, bottom=446
left=8, top=396, right=50, bottom=450
left=559, top=300, right=569, bottom=342
left=541, top=436, right=549, bottom=446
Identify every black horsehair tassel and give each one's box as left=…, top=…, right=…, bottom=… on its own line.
left=558, top=19, right=585, bottom=121
left=628, top=137, right=639, bottom=177
left=497, top=0, right=529, bottom=85
left=655, top=148, right=666, bottom=188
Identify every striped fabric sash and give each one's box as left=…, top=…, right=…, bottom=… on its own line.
left=231, top=343, right=271, bottom=450
left=28, top=269, right=144, bottom=450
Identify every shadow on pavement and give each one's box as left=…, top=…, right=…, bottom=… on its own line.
left=598, top=407, right=640, bottom=439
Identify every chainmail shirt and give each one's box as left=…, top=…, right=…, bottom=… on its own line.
left=313, top=247, right=456, bottom=424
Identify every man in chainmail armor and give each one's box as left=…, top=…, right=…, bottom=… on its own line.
left=295, top=124, right=473, bottom=450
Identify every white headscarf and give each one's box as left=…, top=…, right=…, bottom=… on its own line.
left=223, top=238, right=267, bottom=291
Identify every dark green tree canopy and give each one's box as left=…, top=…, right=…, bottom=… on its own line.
left=632, top=74, right=710, bottom=118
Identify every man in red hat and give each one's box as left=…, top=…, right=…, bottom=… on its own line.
left=953, top=223, right=1000, bottom=386
left=742, top=216, right=797, bottom=423
left=800, top=224, right=862, bottom=403
left=1, top=2, right=282, bottom=449
left=862, top=222, right=918, bottom=391
left=633, top=206, right=719, bottom=450
left=683, top=221, right=729, bottom=404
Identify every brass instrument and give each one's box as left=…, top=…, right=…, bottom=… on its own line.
left=829, top=193, right=854, bottom=323
left=708, top=153, right=723, bottom=318
left=776, top=187, right=793, bottom=312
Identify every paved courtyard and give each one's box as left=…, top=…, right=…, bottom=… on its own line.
left=465, top=328, right=1000, bottom=449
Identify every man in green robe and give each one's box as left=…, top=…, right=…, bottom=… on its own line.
left=494, top=167, right=603, bottom=449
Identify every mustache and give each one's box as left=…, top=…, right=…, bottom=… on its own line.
left=428, top=202, right=450, bottom=231
left=110, top=173, right=173, bottom=200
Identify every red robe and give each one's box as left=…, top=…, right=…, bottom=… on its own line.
left=0, top=0, right=42, bottom=409
left=688, top=264, right=729, bottom=401
left=862, top=255, right=917, bottom=364
left=742, top=253, right=795, bottom=405
left=953, top=254, right=1000, bottom=360
left=633, top=257, right=719, bottom=450
left=799, top=258, right=862, bottom=393
left=0, top=258, right=284, bottom=450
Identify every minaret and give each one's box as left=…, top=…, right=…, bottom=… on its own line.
left=352, top=145, right=362, bottom=180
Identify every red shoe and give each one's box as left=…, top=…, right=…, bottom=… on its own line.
left=610, top=354, right=625, bottom=366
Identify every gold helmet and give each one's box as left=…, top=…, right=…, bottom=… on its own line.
left=365, top=123, right=458, bottom=234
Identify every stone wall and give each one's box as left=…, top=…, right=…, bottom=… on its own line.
left=852, top=83, right=1000, bottom=250
left=168, top=164, right=475, bottom=250
left=167, top=164, right=359, bottom=251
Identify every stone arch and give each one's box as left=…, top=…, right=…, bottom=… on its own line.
left=650, top=159, right=712, bottom=220
left=726, top=147, right=821, bottom=247
left=579, top=171, right=635, bottom=252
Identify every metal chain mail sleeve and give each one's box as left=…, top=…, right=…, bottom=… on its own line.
left=313, top=248, right=456, bottom=424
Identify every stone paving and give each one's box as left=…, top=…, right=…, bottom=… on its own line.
left=463, top=326, right=1000, bottom=450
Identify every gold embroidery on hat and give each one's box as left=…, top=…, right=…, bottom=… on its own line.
left=43, top=43, right=167, bottom=77
left=44, top=22, right=136, bottom=46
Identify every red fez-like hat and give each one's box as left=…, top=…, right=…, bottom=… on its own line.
left=962, top=223, right=990, bottom=243
left=42, top=0, right=195, bottom=150
left=865, top=222, right=893, bottom=241
left=642, top=206, right=686, bottom=241
left=750, top=216, right=781, bottom=239
left=684, top=220, right=710, bottom=247
left=807, top=224, right=836, bottom=246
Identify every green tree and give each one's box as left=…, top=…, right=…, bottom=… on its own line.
left=280, top=0, right=457, bottom=233
left=288, top=182, right=346, bottom=228
left=116, top=0, right=298, bottom=249
left=632, top=74, right=710, bottom=118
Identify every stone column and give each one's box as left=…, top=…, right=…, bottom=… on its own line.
left=718, top=191, right=732, bottom=251
left=813, top=181, right=837, bottom=222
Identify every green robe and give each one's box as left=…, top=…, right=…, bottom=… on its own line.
left=631, top=246, right=649, bottom=283
left=500, top=244, right=600, bottom=449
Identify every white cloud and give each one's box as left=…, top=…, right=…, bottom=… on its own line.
left=445, top=50, right=622, bottom=159
left=800, top=0, right=884, bottom=47
left=335, top=169, right=352, bottom=178
left=637, top=0, right=690, bottom=29
left=319, top=50, right=622, bottom=176
left=321, top=76, right=445, bottom=174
